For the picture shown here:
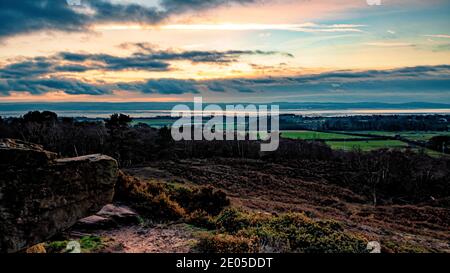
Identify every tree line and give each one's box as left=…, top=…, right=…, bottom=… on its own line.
left=0, top=111, right=448, bottom=206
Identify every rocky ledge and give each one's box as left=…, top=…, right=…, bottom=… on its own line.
left=0, top=139, right=118, bottom=253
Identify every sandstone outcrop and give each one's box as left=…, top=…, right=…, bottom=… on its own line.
left=0, top=139, right=118, bottom=253
left=74, top=204, right=139, bottom=230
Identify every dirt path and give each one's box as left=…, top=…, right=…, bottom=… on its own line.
left=89, top=224, right=198, bottom=253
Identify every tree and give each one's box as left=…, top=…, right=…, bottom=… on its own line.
left=105, top=113, right=132, bottom=129
left=23, top=111, right=58, bottom=124
left=428, top=136, right=450, bottom=153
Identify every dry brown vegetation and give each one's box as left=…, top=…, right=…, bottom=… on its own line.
left=2, top=112, right=448, bottom=253
left=125, top=158, right=449, bottom=253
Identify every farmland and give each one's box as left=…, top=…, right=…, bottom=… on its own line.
left=347, top=131, right=450, bottom=141
left=326, top=140, right=409, bottom=151
left=281, top=130, right=448, bottom=156
left=280, top=131, right=362, bottom=140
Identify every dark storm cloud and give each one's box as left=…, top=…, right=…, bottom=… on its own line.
left=0, top=0, right=261, bottom=39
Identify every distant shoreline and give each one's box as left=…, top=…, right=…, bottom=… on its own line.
left=1, top=108, right=450, bottom=118
left=1, top=102, right=449, bottom=118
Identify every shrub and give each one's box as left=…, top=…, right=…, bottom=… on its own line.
left=114, top=172, right=229, bottom=221
left=198, top=210, right=368, bottom=253
left=382, top=241, right=431, bottom=253
left=186, top=210, right=216, bottom=230
left=240, top=213, right=368, bottom=253
left=196, top=233, right=259, bottom=253
left=215, top=208, right=250, bottom=233
left=131, top=190, right=186, bottom=221
left=171, top=186, right=230, bottom=216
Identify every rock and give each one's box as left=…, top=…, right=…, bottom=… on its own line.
left=97, top=204, right=139, bottom=225
left=0, top=139, right=57, bottom=166
left=0, top=139, right=118, bottom=253
left=74, top=215, right=117, bottom=230
left=74, top=204, right=139, bottom=230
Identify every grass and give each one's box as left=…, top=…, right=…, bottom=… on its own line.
left=418, top=148, right=448, bottom=158
left=45, top=236, right=104, bottom=253
left=282, top=130, right=448, bottom=156
left=281, top=130, right=363, bottom=140
left=346, top=131, right=450, bottom=141
left=326, top=140, right=409, bottom=151
left=394, top=132, right=450, bottom=141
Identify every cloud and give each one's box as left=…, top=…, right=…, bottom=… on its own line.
left=364, top=42, right=416, bottom=47
left=1, top=33, right=448, bottom=99
left=160, top=0, right=258, bottom=13
left=114, top=65, right=450, bottom=97
left=0, top=1, right=366, bottom=39
left=2, top=65, right=449, bottom=97
left=160, top=23, right=365, bottom=33
left=120, top=79, right=199, bottom=95
left=119, top=43, right=294, bottom=63
left=0, top=47, right=292, bottom=95
left=424, top=34, right=450, bottom=39
left=86, top=0, right=165, bottom=23
left=257, top=65, right=450, bottom=92
left=0, top=59, right=55, bottom=78
left=0, top=0, right=262, bottom=39
left=0, top=0, right=86, bottom=39
left=0, top=47, right=287, bottom=80
left=0, top=77, right=111, bottom=95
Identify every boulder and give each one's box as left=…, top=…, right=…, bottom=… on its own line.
left=74, top=204, right=139, bottom=230
left=75, top=215, right=117, bottom=230
left=97, top=204, right=139, bottom=225
left=0, top=139, right=118, bottom=253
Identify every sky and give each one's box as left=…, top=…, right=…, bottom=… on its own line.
left=0, top=0, right=449, bottom=103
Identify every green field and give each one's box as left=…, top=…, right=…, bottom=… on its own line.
left=281, top=130, right=447, bottom=156
left=281, top=130, right=362, bottom=140
left=347, top=131, right=450, bottom=141
left=326, top=140, right=409, bottom=151
left=327, top=140, right=445, bottom=157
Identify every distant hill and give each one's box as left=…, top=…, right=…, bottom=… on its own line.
left=1, top=101, right=449, bottom=112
